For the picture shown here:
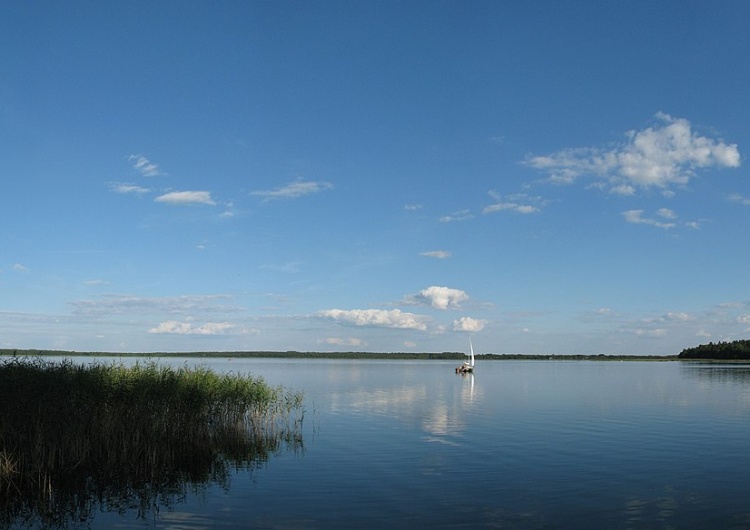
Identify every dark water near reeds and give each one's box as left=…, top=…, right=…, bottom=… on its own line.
left=15, top=358, right=750, bottom=529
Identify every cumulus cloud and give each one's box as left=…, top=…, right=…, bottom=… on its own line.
left=316, top=308, right=429, bottom=330
left=128, top=154, right=163, bottom=177
left=148, top=320, right=234, bottom=335
left=483, top=192, right=546, bottom=215
left=420, top=250, right=452, bottom=259
left=252, top=179, right=333, bottom=200
left=525, top=113, right=740, bottom=194
left=453, top=316, right=487, bottom=332
left=405, top=286, right=469, bottom=310
left=155, top=191, right=216, bottom=205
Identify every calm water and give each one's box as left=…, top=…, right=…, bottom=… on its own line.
left=24, top=359, right=750, bottom=528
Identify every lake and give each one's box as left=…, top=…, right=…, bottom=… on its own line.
left=11, top=358, right=750, bottom=529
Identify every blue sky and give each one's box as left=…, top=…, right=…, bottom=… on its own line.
left=1, top=1, right=749, bottom=355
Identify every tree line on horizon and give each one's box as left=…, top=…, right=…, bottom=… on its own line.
left=678, top=339, right=750, bottom=360
left=1, top=349, right=676, bottom=361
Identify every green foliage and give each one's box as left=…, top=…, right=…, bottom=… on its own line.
left=0, top=358, right=303, bottom=528
left=678, top=339, right=750, bottom=360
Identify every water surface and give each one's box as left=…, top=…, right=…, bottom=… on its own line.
left=22, top=358, right=750, bottom=529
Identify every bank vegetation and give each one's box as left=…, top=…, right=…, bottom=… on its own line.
left=0, top=357, right=303, bottom=528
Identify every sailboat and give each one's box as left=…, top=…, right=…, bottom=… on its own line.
left=456, top=339, right=475, bottom=373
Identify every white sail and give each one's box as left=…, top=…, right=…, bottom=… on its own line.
left=469, top=339, right=475, bottom=367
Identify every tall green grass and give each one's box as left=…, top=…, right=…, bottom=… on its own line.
left=0, top=357, right=304, bottom=528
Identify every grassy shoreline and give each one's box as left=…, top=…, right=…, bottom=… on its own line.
left=0, top=357, right=304, bottom=528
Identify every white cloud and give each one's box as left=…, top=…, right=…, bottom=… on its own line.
left=252, top=179, right=333, bottom=200
left=148, top=320, right=234, bottom=335
left=525, top=113, right=740, bottom=194
left=405, top=286, right=469, bottom=310
left=665, top=311, right=694, bottom=322
left=630, top=328, right=668, bottom=338
left=453, top=317, right=487, bottom=332
left=622, top=209, right=677, bottom=229
left=440, top=209, right=473, bottom=223
left=729, top=193, right=750, bottom=205
left=155, top=191, right=216, bottom=205
left=657, top=208, right=676, bottom=219
left=610, top=184, right=636, bottom=196
left=111, top=182, right=150, bottom=195
left=404, top=204, right=423, bottom=211
left=738, top=314, right=750, bottom=330
left=71, top=294, right=242, bottom=316
left=128, top=154, right=163, bottom=177
left=318, top=337, right=367, bottom=347
left=483, top=192, right=545, bottom=215
left=12, top=263, right=28, bottom=272
left=420, top=250, right=452, bottom=259
left=316, top=308, right=429, bottom=330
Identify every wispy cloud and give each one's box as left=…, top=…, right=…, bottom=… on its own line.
left=260, top=261, right=303, bottom=274
left=420, top=250, right=452, bottom=259
left=404, top=203, right=423, bottom=211
left=404, top=286, right=469, bottom=310
left=440, top=209, right=473, bottom=223
left=252, top=179, right=333, bottom=200
left=621, top=208, right=699, bottom=229
left=12, top=263, right=28, bottom=272
left=525, top=113, right=740, bottom=195
left=729, top=193, right=750, bottom=205
left=71, top=294, right=242, bottom=316
left=316, top=308, right=429, bottom=330
left=483, top=192, right=546, bottom=215
left=318, top=337, right=368, bottom=347
left=128, top=154, right=163, bottom=177
left=148, top=320, right=235, bottom=335
left=155, top=191, right=216, bottom=205
left=628, top=327, right=668, bottom=338
left=110, top=182, right=150, bottom=195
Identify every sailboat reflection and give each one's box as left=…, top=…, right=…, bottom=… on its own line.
left=461, top=371, right=475, bottom=403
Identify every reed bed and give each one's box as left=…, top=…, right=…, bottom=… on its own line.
left=0, top=357, right=304, bottom=528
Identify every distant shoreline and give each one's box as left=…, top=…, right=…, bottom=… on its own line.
left=1, top=348, right=685, bottom=361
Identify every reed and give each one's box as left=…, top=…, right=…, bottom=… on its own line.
left=0, top=357, right=304, bottom=527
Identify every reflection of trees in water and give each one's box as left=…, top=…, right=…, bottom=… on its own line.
left=0, top=358, right=304, bottom=529
left=681, top=362, right=750, bottom=384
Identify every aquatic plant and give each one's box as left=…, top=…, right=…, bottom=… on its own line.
left=0, top=357, right=304, bottom=528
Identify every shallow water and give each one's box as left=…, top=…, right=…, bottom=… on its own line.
left=18, top=358, right=750, bottom=529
